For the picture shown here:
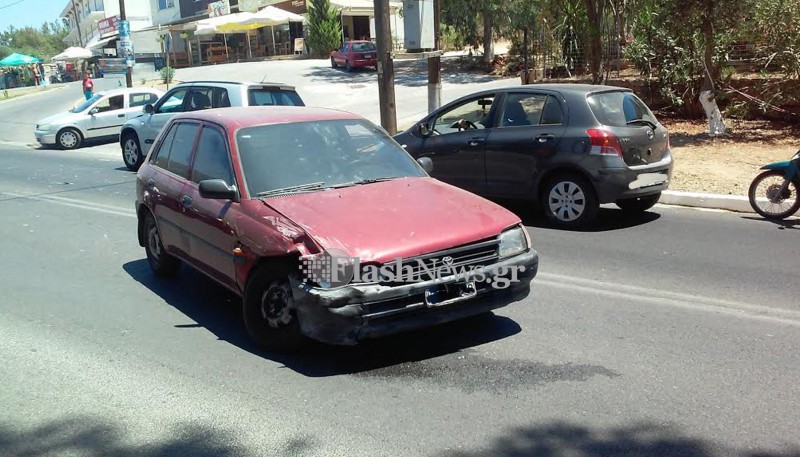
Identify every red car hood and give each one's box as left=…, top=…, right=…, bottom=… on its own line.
left=263, top=177, right=520, bottom=264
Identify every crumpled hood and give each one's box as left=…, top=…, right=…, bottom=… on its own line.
left=263, top=177, right=520, bottom=264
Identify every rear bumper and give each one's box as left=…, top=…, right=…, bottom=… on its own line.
left=290, top=249, right=539, bottom=345
left=594, top=154, right=673, bottom=203
left=351, top=59, right=377, bottom=67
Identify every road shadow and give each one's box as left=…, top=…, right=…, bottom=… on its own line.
left=741, top=215, right=800, bottom=230
left=0, top=416, right=317, bottom=456
left=32, top=136, right=118, bottom=151
left=304, top=58, right=500, bottom=87
left=123, top=259, right=522, bottom=378
left=496, top=199, right=662, bottom=232
left=434, top=421, right=800, bottom=457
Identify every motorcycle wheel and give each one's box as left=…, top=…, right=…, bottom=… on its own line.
left=748, top=170, right=800, bottom=220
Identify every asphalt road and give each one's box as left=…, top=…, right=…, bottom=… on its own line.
left=1, top=68, right=800, bottom=457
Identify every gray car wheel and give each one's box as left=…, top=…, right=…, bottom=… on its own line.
left=542, top=174, right=598, bottom=228
left=57, top=128, right=82, bottom=150
left=243, top=267, right=306, bottom=352
left=122, top=133, right=143, bottom=171
left=143, top=212, right=180, bottom=277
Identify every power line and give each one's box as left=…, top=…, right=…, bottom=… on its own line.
left=0, top=0, right=28, bottom=10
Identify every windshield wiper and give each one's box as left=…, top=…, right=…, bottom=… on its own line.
left=626, top=118, right=658, bottom=130
left=328, top=177, right=399, bottom=189
left=256, top=181, right=325, bottom=197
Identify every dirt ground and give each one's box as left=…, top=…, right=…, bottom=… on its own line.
left=662, top=118, right=800, bottom=195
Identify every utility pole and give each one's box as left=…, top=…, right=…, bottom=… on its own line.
left=118, top=0, right=133, bottom=87
left=374, top=0, right=397, bottom=134
left=427, top=0, right=441, bottom=113
left=71, top=0, right=84, bottom=47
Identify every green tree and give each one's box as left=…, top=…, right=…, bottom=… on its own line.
left=0, top=21, right=68, bottom=60
left=306, top=0, right=341, bottom=58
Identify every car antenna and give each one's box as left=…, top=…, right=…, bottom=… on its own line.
left=260, top=72, right=269, bottom=83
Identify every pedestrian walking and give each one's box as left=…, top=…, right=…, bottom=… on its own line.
left=31, top=64, right=41, bottom=86
left=82, top=72, right=94, bottom=100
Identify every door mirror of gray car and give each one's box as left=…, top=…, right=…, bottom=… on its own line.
left=199, top=179, right=237, bottom=200
left=417, top=156, right=434, bottom=174
left=144, top=103, right=154, bottom=114
left=418, top=122, right=432, bottom=138
left=89, top=107, right=99, bottom=115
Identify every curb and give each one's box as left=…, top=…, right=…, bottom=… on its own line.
left=0, top=85, right=67, bottom=104
left=659, top=190, right=754, bottom=213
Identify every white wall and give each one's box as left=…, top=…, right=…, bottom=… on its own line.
left=150, top=0, right=182, bottom=26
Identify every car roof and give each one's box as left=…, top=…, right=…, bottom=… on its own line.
left=347, top=40, right=373, bottom=44
left=174, top=80, right=295, bottom=90
left=465, top=83, right=633, bottom=99
left=170, top=106, right=362, bottom=129
left=98, top=87, right=164, bottom=97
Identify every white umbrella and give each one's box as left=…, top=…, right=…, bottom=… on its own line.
left=52, top=46, right=94, bottom=61
left=234, top=6, right=306, bottom=55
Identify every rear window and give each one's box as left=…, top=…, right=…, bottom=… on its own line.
left=247, top=88, right=304, bottom=107
left=587, top=91, right=658, bottom=127
left=352, top=42, right=376, bottom=52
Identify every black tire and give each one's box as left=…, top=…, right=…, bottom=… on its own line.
left=121, top=132, right=144, bottom=171
left=331, top=57, right=338, bottom=69
left=748, top=170, right=800, bottom=220
left=345, top=61, right=352, bottom=72
left=56, top=128, right=82, bottom=150
left=541, top=173, right=599, bottom=228
left=616, top=192, right=661, bottom=213
left=143, top=212, right=180, bottom=277
left=243, top=267, right=306, bottom=352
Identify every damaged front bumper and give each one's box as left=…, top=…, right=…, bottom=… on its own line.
left=290, top=249, right=539, bottom=345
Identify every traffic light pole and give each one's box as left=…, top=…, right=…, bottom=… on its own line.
left=374, top=0, right=397, bottom=134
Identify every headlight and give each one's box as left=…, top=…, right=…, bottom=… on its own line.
left=37, top=124, right=51, bottom=131
left=498, top=226, right=529, bottom=259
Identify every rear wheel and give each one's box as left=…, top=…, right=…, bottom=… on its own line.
left=616, top=192, right=661, bottom=213
left=57, top=128, right=81, bottom=150
left=748, top=170, right=800, bottom=220
left=243, top=267, right=306, bottom=352
left=331, top=57, right=338, bottom=68
left=143, top=212, right=180, bottom=277
left=542, top=174, right=598, bottom=228
left=122, top=132, right=143, bottom=171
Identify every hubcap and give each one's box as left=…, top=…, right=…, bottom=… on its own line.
left=60, top=131, right=77, bottom=148
left=147, top=224, right=161, bottom=262
left=260, top=282, right=294, bottom=328
left=124, top=139, right=139, bottom=164
left=754, top=175, right=797, bottom=216
left=548, top=181, right=586, bottom=222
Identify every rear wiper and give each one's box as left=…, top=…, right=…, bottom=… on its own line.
left=256, top=181, right=325, bottom=197
left=626, top=118, right=658, bottom=130
left=328, top=177, right=399, bottom=188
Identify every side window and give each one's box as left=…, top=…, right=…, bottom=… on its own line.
left=498, top=93, right=547, bottom=127
left=541, top=95, right=565, bottom=125
left=130, top=93, right=159, bottom=108
left=213, top=87, right=231, bottom=108
left=165, top=123, right=200, bottom=178
left=185, top=87, right=213, bottom=111
left=156, top=88, right=189, bottom=114
left=95, top=95, right=124, bottom=113
left=191, top=126, right=234, bottom=184
left=432, top=95, right=495, bottom=134
left=152, top=123, right=179, bottom=168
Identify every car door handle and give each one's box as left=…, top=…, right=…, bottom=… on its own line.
left=181, top=195, right=192, bottom=209
left=118, top=113, right=126, bottom=118
left=536, top=134, right=555, bottom=143
left=467, top=137, right=485, bottom=147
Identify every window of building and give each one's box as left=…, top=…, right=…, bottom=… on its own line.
left=158, top=0, right=175, bottom=10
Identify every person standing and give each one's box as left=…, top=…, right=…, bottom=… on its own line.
left=31, top=64, right=41, bottom=86
left=82, top=72, right=94, bottom=100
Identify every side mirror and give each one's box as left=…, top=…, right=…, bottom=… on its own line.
left=417, top=156, right=434, bottom=174
left=199, top=179, right=237, bottom=200
left=418, top=122, right=431, bottom=138
left=89, top=107, right=99, bottom=115
left=144, top=104, right=154, bottom=114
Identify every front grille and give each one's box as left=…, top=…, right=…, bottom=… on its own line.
left=373, top=238, right=500, bottom=285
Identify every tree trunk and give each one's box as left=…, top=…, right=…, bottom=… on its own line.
left=699, top=0, right=726, bottom=135
left=482, top=5, right=494, bottom=70
left=584, top=0, right=605, bottom=84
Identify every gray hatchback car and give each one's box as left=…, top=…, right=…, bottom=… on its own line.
left=394, top=84, right=673, bottom=227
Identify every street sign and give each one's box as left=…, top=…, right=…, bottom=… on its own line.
left=98, top=15, right=120, bottom=38
left=118, top=20, right=135, bottom=68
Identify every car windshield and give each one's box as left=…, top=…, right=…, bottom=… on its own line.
left=236, top=119, right=427, bottom=197
left=70, top=94, right=103, bottom=113
left=587, top=91, right=659, bottom=127
left=351, top=42, right=376, bottom=52
left=248, top=89, right=304, bottom=107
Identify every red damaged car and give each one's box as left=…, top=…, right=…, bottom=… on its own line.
left=330, top=40, right=377, bottom=72
left=135, top=107, right=539, bottom=350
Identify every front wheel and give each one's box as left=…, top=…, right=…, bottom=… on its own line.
left=345, top=61, right=352, bottom=72
left=331, top=57, right=338, bottom=69
left=541, top=174, right=598, bottom=228
left=57, top=128, right=82, bottom=150
left=748, top=170, right=800, bottom=220
left=143, top=212, right=180, bottom=277
left=122, top=132, right=143, bottom=171
left=243, top=268, right=306, bottom=352
left=616, top=192, right=661, bottom=213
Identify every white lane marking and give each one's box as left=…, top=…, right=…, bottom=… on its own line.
left=536, top=272, right=800, bottom=326
left=1, top=191, right=135, bottom=218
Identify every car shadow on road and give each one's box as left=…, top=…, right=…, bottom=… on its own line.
left=495, top=199, right=662, bottom=232
left=33, top=136, right=118, bottom=151
left=305, top=59, right=499, bottom=87
left=741, top=215, right=800, bottom=230
left=123, top=259, right=522, bottom=378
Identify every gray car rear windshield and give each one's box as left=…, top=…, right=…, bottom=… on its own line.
left=587, top=91, right=658, bottom=127
left=247, top=88, right=304, bottom=107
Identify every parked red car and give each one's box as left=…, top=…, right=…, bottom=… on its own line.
left=135, top=107, right=538, bottom=350
left=330, top=40, right=377, bottom=72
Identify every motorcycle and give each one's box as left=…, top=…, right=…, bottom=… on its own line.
left=748, top=150, right=800, bottom=220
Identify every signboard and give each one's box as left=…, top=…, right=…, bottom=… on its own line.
left=117, top=20, right=135, bottom=68
left=208, top=0, right=231, bottom=17
left=98, top=58, right=127, bottom=74
left=272, top=0, right=307, bottom=14
left=98, top=15, right=120, bottom=38
left=239, top=0, right=269, bottom=11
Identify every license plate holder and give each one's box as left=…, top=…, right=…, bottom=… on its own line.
left=424, top=281, right=477, bottom=307
left=629, top=172, right=668, bottom=189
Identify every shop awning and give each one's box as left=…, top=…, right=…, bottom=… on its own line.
left=195, top=12, right=257, bottom=35
left=331, top=0, right=401, bottom=15
left=52, top=46, right=94, bottom=61
left=86, top=34, right=117, bottom=50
